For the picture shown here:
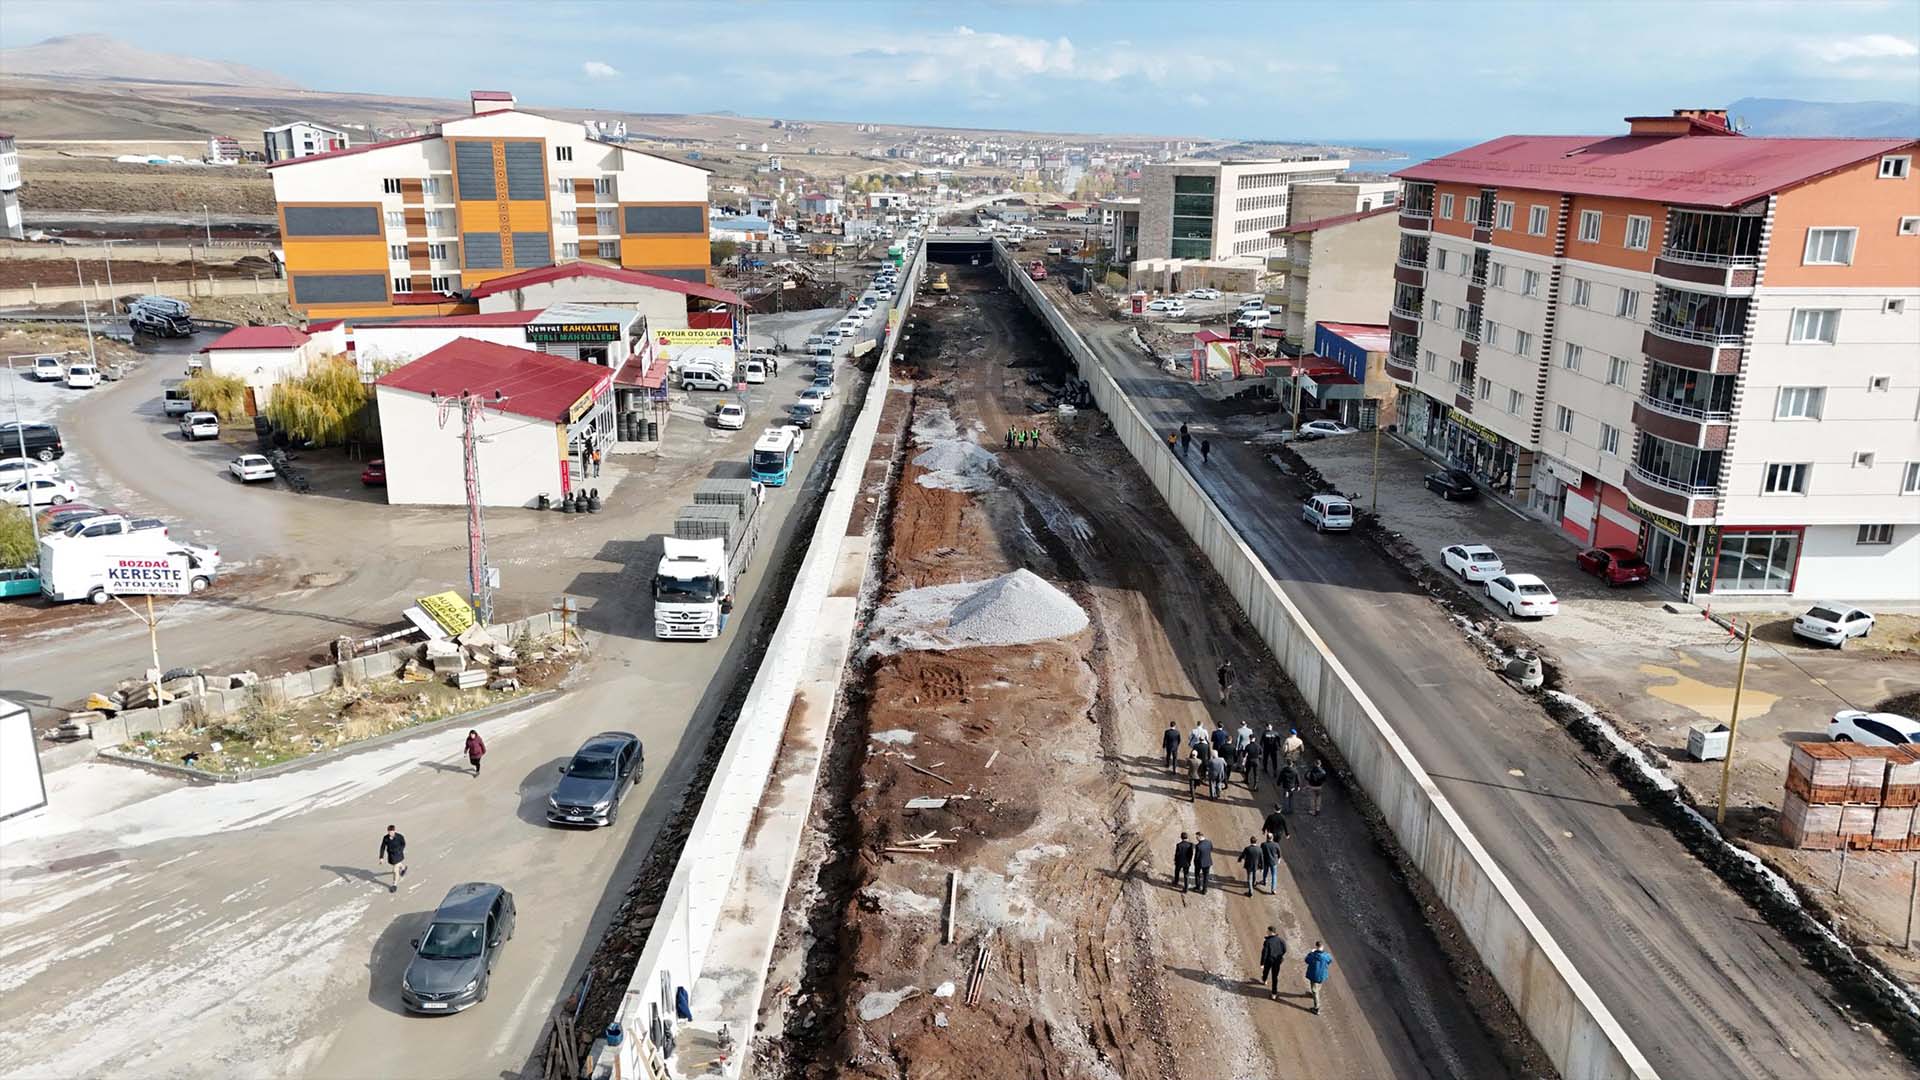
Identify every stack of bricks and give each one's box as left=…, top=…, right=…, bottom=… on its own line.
left=1782, top=742, right=1920, bottom=850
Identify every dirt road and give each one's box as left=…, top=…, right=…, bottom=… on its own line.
left=771, top=267, right=1534, bottom=1079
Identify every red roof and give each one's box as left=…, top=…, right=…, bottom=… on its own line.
left=1318, top=322, right=1392, bottom=352
left=465, top=262, right=742, bottom=306
left=612, top=353, right=669, bottom=389
left=376, top=338, right=611, bottom=424
left=470, top=90, right=514, bottom=101
left=349, top=310, right=542, bottom=329
left=265, top=133, right=435, bottom=169
left=1274, top=205, right=1396, bottom=236
left=201, top=325, right=310, bottom=351
left=304, top=319, right=345, bottom=333
left=1397, top=133, right=1915, bottom=209
left=1192, top=329, right=1235, bottom=344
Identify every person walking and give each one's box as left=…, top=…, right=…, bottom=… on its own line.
left=1283, top=727, right=1304, bottom=765
left=1188, top=749, right=1203, bottom=801
left=591, top=448, right=603, bottom=478
left=1261, top=723, right=1282, bottom=777
left=463, top=729, right=486, bottom=777
left=1199, top=439, right=1211, bottom=464
left=1029, top=427, right=1040, bottom=448
left=1189, top=720, right=1209, bottom=756
left=1278, top=761, right=1302, bottom=814
left=1258, top=928, right=1288, bottom=1000
left=1006, top=425, right=1016, bottom=450
left=1304, top=942, right=1334, bottom=1014
left=1193, top=833, right=1213, bottom=894
left=1167, top=431, right=1179, bottom=452
left=378, top=825, right=408, bottom=894
left=1263, top=804, right=1292, bottom=843
left=1306, top=759, right=1329, bottom=815
left=1173, top=832, right=1195, bottom=893
left=1239, top=836, right=1263, bottom=897
left=1235, top=720, right=1254, bottom=756
left=1210, top=723, right=1232, bottom=762
left=1178, top=427, right=1191, bottom=456
left=1260, top=833, right=1282, bottom=893
left=1216, top=658, right=1234, bottom=704
left=1243, top=743, right=1262, bottom=791
left=1161, top=720, right=1182, bottom=774
left=1207, top=751, right=1228, bottom=800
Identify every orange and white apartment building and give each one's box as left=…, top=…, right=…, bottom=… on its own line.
left=267, top=91, right=711, bottom=319
left=1387, top=110, right=1918, bottom=601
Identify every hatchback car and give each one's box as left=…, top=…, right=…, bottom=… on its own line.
left=1302, top=493, right=1354, bottom=532
left=741, top=360, right=768, bottom=385
left=1486, top=573, right=1559, bottom=618
left=361, top=459, right=387, bottom=487
left=796, top=387, right=828, bottom=412
left=2, top=476, right=76, bottom=507
left=1576, top=547, right=1651, bottom=587
left=1830, top=710, right=1920, bottom=747
left=179, top=412, right=221, bottom=440
left=1793, top=603, right=1874, bottom=648
left=229, top=454, right=276, bottom=483
left=1442, top=543, right=1505, bottom=582
left=1424, top=469, right=1478, bottom=501
left=786, top=405, right=815, bottom=429
left=38, top=503, right=110, bottom=532
left=547, top=731, right=644, bottom=826
left=400, top=883, right=516, bottom=1013
left=65, top=364, right=100, bottom=389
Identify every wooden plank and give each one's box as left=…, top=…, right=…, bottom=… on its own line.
left=944, top=871, right=957, bottom=945
left=901, top=759, right=954, bottom=785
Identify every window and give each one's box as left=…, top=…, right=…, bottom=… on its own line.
left=1484, top=320, right=1501, bottom=349
left=382, top=178, right=403, bottom=195
left=1439, top=193, right=1455, bottom=219
left=1429, top=299, right=1443, bottom=321
left=1625, top=215, right=1652, bottom=251
left=1858, top=524, right=1895, bottom=545
left=428, top=242, right=448, bottom=261
left=560, top=210, right=577, bottom=227
left=1497, top=201, right=1515, bottom=230
left=561, top=241, right=579, bottom=258
left=1464, top=197, right=1480, bottom=225
left=553, top=176, right=570, bottom=194
left=1763, top=463, right=1809, bottom=494
left=594, top=176, right=615, bottom=196
left=391, top=275, right=412, bottom=293
left=1522, top=269, right=1541, bottom=298
left=1775, top=386, right=1825, bottom=420
left=1477, top=376, right=1492, bottom=400
left=1454, top=306, right=1470, bottom=332
left=1880, top=155, right=1911, bottom=180
left=1513, top=329, right=1533, bottom=355
left=1578, top=210, right=1602, bottom=243
left=1607, top=356, right=1630, bottom=386
left=1563, top=342, right=1584, bottom=370
left=1489, top=262, right=1507, bottom=288
left=1555, top=405, right=1574, bottom=433
left=388, top=244, right=407, bottom=261
left=1424, top=350, right=1438, bottom=372
left=1448, top=360, right=1464, bottom=384
left=1715, top=530, right=1801, bottom=592
left=1855, top=451, right=1877, bottom=469
left=1433, top=248, right=1449, bottom=273
left=1616, top=288, right=1640, bottom=319
left=422, top=177, right=441, bottom=197
left=598, top=240, right=618, bottom=258
left=430, top=274, right=455, bottom=292
left=384, top=210, right=404, bottom=229
left=1528, top=205, right=1548, bottom=236
left=1790, top=308, right=1838, bottom=344
left=1904, top=462, right=1920, bottom=494
left=1507, top=388, right=1523, bottom=413
left=596, top=209, right=617, bottom=233
left=1600, top=423, right=1621, bottom=455
left=1871, top=375, right=1892, bottom=392
left=1803, top=227, right=1856, bottom=266
left=556, top=145, right=574, bottom=163
left=1889, top=299, right=1909, bottom=315
left=425, top=210, right=449, bottom=230
left=1570, top=278, right=1592, bottom=307
left=1901, top=216, right=1920, bottom=237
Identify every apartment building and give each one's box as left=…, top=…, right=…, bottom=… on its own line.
left=263, top=121, right=350, bottom=163
left=1270, top=205, right=1397, bottom=350
left=1288, top=179, right=1399, bottom=228
left=1387, top=109, right=1919, bottom=600
left=1135, top=157, right=1349, bottom=264
left=0, top=132, right=20, bottom=240
left=267, top=92, right=710, bottom=318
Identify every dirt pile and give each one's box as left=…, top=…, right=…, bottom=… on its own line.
left=866, top=569, right=1088, bottom=654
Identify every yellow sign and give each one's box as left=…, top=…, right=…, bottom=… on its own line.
left=417, top=590, right=477, bottom=637
left=1628, top=497, right=1685, bottom=539
left=656, top=328, right=733, bottom=347
left=1446, top=407, right=1503, bottom=446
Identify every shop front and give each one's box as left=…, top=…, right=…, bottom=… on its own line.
left=1629, top=497, right=1700, bottom=595
left=1706, top=527, right=1803, bottom=595
left=1398, top=388, right=1442, bottom=445
left=1437, top=407, right=1522, bottom=496
left=561, top=378, right=615, bottom=495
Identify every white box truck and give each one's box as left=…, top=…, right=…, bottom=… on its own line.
left=38, top=534, right=217, bottom=604
left=653, top=479, right=764, bottom=640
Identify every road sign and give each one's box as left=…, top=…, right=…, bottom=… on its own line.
left=105, top=554, right=191, bottom=596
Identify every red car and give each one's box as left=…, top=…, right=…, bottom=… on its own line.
left=1577, top=546, right=1651, bottom=586
left=361, top=459, right=386, bottom=487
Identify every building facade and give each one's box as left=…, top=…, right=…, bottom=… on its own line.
left=1135, top=157, right=1349, bottom=264
left=1388, top=110, right=1919, bottom=600
left=0, top=132, right=21, bottom=240
left=1271, top=205, right=1397, bottom=351
left=263, top=122, right=350, bottom=163
left=1288, top=179, right=1399, bottom=228
left=267, top=92, right=711, bottom=318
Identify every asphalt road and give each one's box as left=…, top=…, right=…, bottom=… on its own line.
left=1058, top=303, right=1911, bottom=1079
left=0, top=339, right=863, bottom=1077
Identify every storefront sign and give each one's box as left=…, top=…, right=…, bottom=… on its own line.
left=525, top=322, right=623, bottom=344
left=656, top=328, right=734, bottom=347
left=1539, top=455, right=1584, bottom=487
left=416, top=590, right=477, bottom=637
left=1627, top=496, right=1685, bottom=539
left=1445, top=408, right=1502, bottom=446
left=1694, top=525, right=1720, bottom=596
left=566, top=379, right=610, bottom=424
left=106, top=555, right=190, bottom=596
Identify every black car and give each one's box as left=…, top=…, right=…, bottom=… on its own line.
left=786, top=406, right=815, bottom=429
left=401, top=883, right=516, bottom=1014
left=546, top=731, right=643, bottom=826
left=0, top=422, right=64, bottom=462
left=1424, top=468, right=1479, bottom=501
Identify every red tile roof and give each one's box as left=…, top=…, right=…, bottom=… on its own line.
left=200, top=325, right=310, bottom=351
left=376, top=338, right=611, bottom=424
left=465, top=262, right=742, bottom=305
left=349, top=310, right=542, bottom=329
left=264, top=133, right=435, bottom=169
left=1274, top=204, right=1397, bottom=236
left=1396, top=134, right=1915, bottom=209
left=304, top=319, right=345, bottom=333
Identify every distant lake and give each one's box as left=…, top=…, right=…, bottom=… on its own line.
left=1321, top=138, right=1480, bottom=171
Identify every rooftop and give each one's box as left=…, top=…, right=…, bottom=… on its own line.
left=376, top=338, right=612, bottom=424
left=464, top=262, right=742, bottom=306
left=1273, top=205, right=1397, bottom=236
left=1317, top=322, right=1393, bottom=352
left=340, top=311, right=543, bottom=329
left=200, top=325, right=310, bottom=351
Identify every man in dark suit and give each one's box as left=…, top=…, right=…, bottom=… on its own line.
left=1172, top=832, right=1194, bottom=892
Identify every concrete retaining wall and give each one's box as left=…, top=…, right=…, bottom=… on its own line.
left=607, top=245, right=926, bottom=1076
left=997, top=248, right=1656, bottom=1080
left=0, top=275, right=285, bottom=308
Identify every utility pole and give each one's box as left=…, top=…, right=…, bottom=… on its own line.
left=100, top=239, right=132, bottom=314
left=1370, top=420, right=1382, bottom=514
left=203, top=204, right=214, bottom=246
left=70, top=256, right=100, bottom=366
left=435, top=389, right=508, bottom=625
left=1715, top=619, right=1754, bottom=826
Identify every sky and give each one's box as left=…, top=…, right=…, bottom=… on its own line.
left=3, top=0, right=1918, bottom=142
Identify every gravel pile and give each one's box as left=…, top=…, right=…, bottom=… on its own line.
left=910, top=404, right=999, bottom=492
left=867, top=569, right=1088, bottom=654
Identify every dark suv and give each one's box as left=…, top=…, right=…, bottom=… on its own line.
left=401, top=883, right=516, bottom=1013
left=0, top=422, right=64, bottom=462
left=546, top=731, right=643, bottom=827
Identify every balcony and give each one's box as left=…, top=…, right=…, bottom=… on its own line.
left=1454, top=384, right=1476, bottom=410
left=1395, top=262, right=1427, bottom=288
left=1398, top=182, right=1435, bottom=231
left=1625, top=465, right=1718, bottom=521
left=1386, top=332, right=1418, bottom=384
left=1632, top=397, right=1731, bottom=450
left=1388, top=309, right=1422, bottom=338
left=1656, top=209, right=1763, bottom=292
left=1644, top=288, right=1749, bottom=373
left=1461, top=307, right=1484, bottom=344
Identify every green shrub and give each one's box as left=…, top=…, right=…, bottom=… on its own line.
left=266, top=356, right=369, bottom=446
left=183, top=369, right=249, bottom=420
left=0, top=505, right=35, bottom=569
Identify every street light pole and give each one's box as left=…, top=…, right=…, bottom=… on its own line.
left=70, top=256, right=100, bottom=367
left=1715, top=620, right=1754, bottom=826
left=203, top=204, right=213, bottom=246
left=101, top=239, right=131, bottom=314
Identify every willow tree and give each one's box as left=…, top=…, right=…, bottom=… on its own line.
left=183, top=369, right=248, bottom=421
left=266, top=356, right=369, bottom=446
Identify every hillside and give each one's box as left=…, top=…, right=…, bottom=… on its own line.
left=0, top=33, right=301, bottom=89
left=1728, top=97, right=1920, bottom=138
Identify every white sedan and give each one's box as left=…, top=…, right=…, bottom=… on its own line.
left=0, top=458, right=59, bottom=486
left=229, top=454, right=276, bottom=483
left=1486, top=573, right=1559, bottom=618
left=1792, top=603, right=1874, bottom=648
left=1298, top=420, right=1358, bottom=438
left=794, top=389, right=827, bottom=414
left=714, top=403, right=746, bottom=430
left=2, top=476, right=78, bottom=507
left=1442, top=543, right=1506, bottom=583
left=1185, top=287, right=1221, bottom=300
left=1829, top=709, right=1920, bottom=747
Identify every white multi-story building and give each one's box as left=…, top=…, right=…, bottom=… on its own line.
left=0, top=132, right=22, bottom=240
left=263, top=121, right=350, bottom=163
left=1388, top=109, right=1919, bottom=600
left=1135, top=157, right=1349, bottom=264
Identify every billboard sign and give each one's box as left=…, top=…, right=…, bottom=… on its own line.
left=656, top=328, right=734, bottom=347
left=526, top=321, right=623, bottom=344
left=105, top=555, right=192, bottom=596
left=416, top=590, right=478, bottom=637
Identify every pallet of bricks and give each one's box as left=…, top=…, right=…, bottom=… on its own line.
left=1782, top=742, right=1920, bottom=850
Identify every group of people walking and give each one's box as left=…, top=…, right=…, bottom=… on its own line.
left=1005, top=424, right=1044, bottom=450
left=1166, top=422, right=1212, bottom=464
left=1162, top=716, right=1326, bottom=812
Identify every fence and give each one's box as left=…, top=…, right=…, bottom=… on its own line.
left=998, top=246, right=1656, bottom=1080
left=0, top=275, right=285, bottom=308
left=1, top=239, right=274, bottom=262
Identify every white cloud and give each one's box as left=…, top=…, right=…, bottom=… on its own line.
left=582, top=60, right=621, bottom=79
left=1805, top=32, right=1919, bottom=61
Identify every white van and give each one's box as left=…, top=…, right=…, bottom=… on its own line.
left=741, top=359, right=768, bottom=384
left=65, top=364, right=100, bottom=389
left=680, top=367, right=729, bottom=392
left=1302, top=493, right=1355, bottom=532
left=162, top=381, right=194, bottom=416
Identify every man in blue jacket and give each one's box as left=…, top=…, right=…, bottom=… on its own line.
left=1304, top=942, right=1334, bottom=1014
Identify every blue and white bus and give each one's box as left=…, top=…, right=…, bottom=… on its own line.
left=750, top=427, right=800, bottom=486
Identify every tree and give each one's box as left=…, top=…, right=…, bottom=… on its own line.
left=265, top=356, right=370, bottom=446
left=183, top=369, right=248, bottom=421
left=711, top=239, right=739, bottom=266
left=0, top=505, right=33, bottom=569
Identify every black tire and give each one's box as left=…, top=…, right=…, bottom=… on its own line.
left=1835, top=734, right=1853, bottom=742
left=35, top=448, right=55, bottom=462
left=87, top=587, right=108, bottom=605
left=1507, top=602, right=1518, bottom=617
left=476, top=975, right=490, bottom=1003
left=604, top=802, right=618, bottom=827
left=191, top=576, right=210, bottom=593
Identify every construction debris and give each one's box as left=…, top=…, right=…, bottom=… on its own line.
left=900, top=760, right=953, bottom=785
left=964, top=930, right=995, bottom=1007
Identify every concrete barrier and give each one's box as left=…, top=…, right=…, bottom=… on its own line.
left=997, top=247, right=1656, bottom=1080
left=605, top=245, right=926, bottom=1077
left=0, top=274, right=285, bottom=308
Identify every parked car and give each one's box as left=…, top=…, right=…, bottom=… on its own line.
left=0, top=422, right=64, bottom=462
left=1486, top=573, right=1559, bottom=618
left=1235, top=310, right=1271, bottom=329
left=2, top=476, right=78, bottom=507
left=547, top=731, right=644, bottom=826
left=679, top=368, right=728, bottom=392
left=400, top=883, right=517, bottom=1013
left=0, top=566, right=40, bottom=600
left=229, top=454, right=276, bottom=483
left=785, top=405, right=815, bottom=429
left=810, top=376, right=836, bottom=399
left=1442, top=543, right=1505, bottom=582
left=361, top=459, right=387, bottom=487
left=1793, top=603, right=1875, bottom=648
left=0, top=458, right=58, bottom=486
left=1423, top=469, right=1478, bottom=501
left=1146, top=298, right=1187, bottom=316
left=1302, top=493, right=1354, bottom=532
left=65, top=364, right=100, bottom=389
left=796, top=387, right=828, bottom=412
left=803, top=334, right=826, bottom=350
left=61, top=514, right=167, bottom=541
left=38, top=503, right=110, bottom=532
left=714, top=402, right=747, bottom=430
left=172, top=543, right=222, bottom=592
left=1238, top=296, right=1268, bottom=312
left=1185, top=287, right=1221, bottom=300
left=741, top=360, right=768, bottom=384
left=31, top=355, right=65, bottom=382
left=162, top=381, right=194, bottom=416
left=179, top=412, right=221, bottom=440
left=1576, top=547, right=1652, bottom=586
left=1829, top=710, right=1920, bottom=747
left=1297, top=420, right=1356, bottom=437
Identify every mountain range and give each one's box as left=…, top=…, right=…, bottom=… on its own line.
left=1727, top=97, right=1919, bottom=138
left=0, top=33, right=301, bottom=89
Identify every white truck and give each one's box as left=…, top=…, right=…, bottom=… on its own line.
left=38, top=534, right=219, bottom=604
left=653, top=479, right=765, bottom=640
